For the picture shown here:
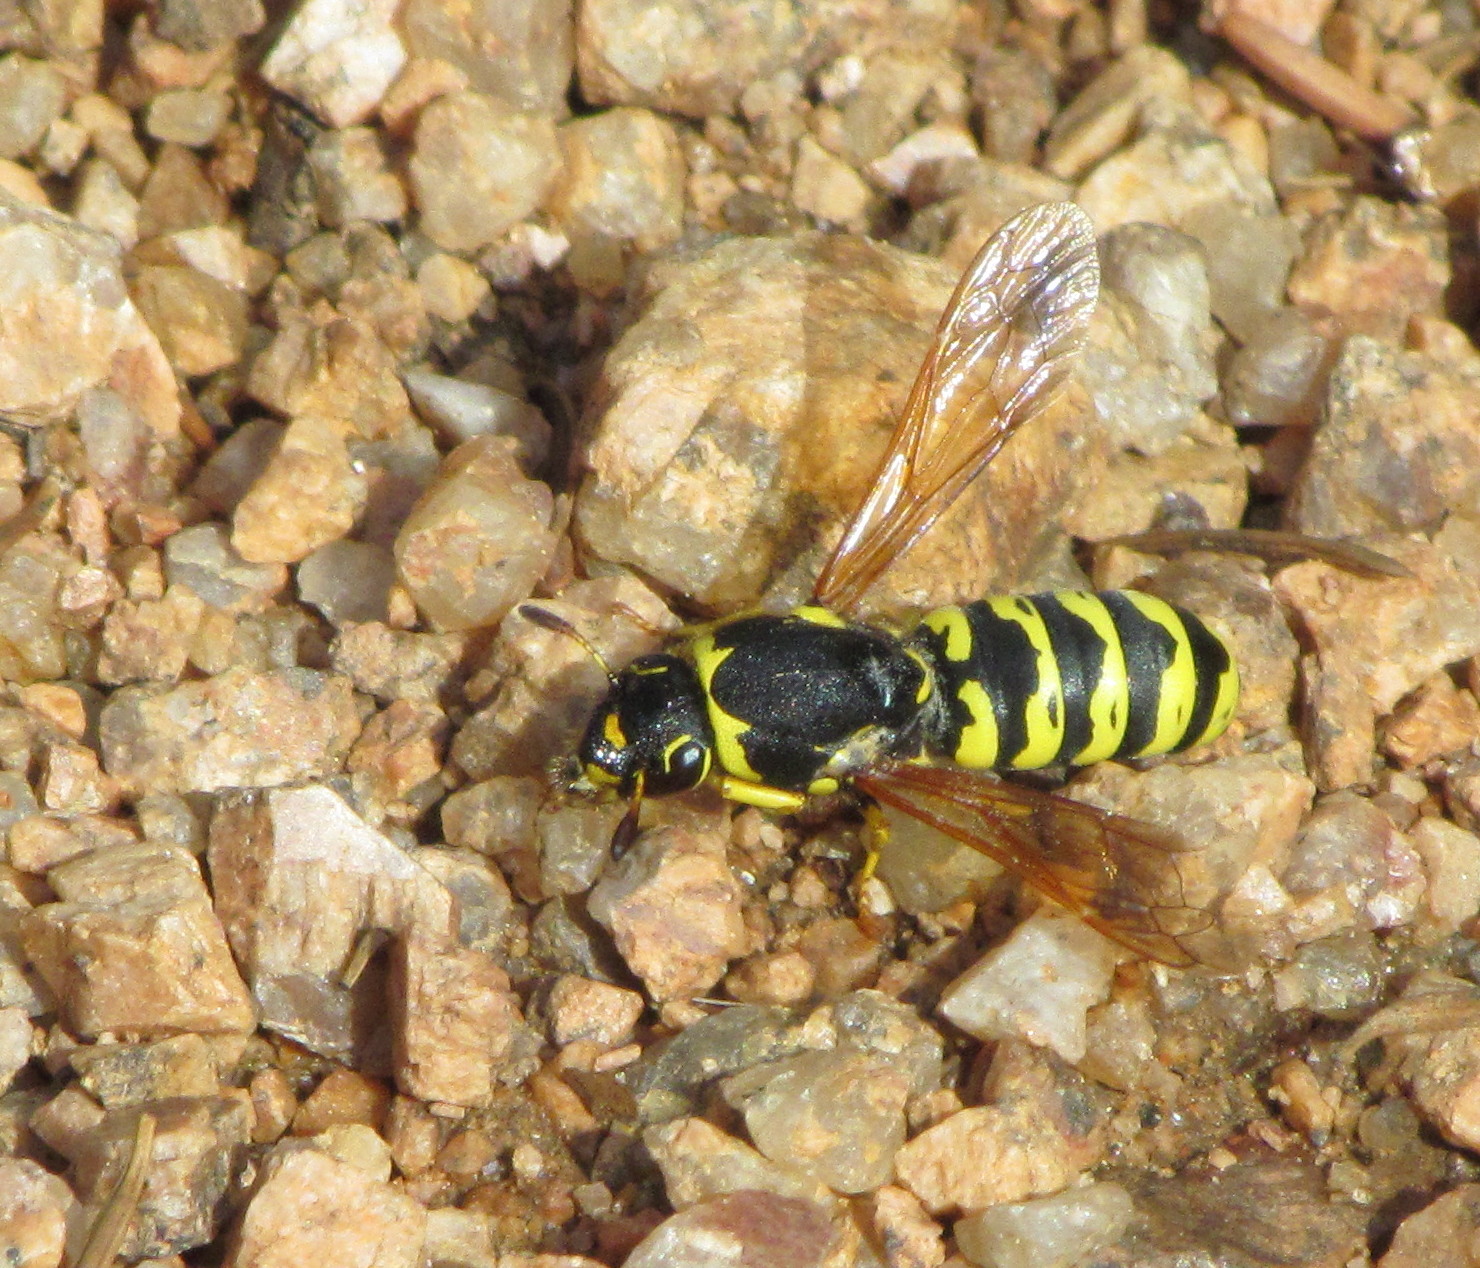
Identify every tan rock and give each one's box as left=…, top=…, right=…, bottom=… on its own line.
left=894, top=1042, right=1108, bottom=1214
left=392, top=926, right=525, bottom=1107
left=225, top=1144, right=425, bottom=1268
left=548, top=975, right=644, bottom=1047
left=22, top=842, right=255, bottom=1037
left=99, top=666, right=361, bottom=794
left=232, top=415, right=367, bottom=564
left=0, top=1157, right=76, bottom=1268
left=587, top=818, right=747, bottom=1002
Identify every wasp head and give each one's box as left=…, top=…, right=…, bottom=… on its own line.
left=578, top=653, right=715, bottom=798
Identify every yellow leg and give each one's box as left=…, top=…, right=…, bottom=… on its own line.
left=857, top=800, right=891, bottom=885
left=717, top=775, right=808, bottom=812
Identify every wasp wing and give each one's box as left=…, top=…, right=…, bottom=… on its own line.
left=813, top=202, right=1100, bottom=617
left=855, top=762, right=1235, bottom=969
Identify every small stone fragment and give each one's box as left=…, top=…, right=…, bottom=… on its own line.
left=1042, top=46, right=1191, bottom=181
left=306, top=126, right=406, bottom=227
left=548, top=975, right=644, bottom=1047
left=409, top=91, right=560, bottom=253
left=208, top=784, right=454, bottom=1059
left=621, top=1191, right=842, bottom=1268
left=955, top=1181, right=1134, bottom=1268
left=0, top=1157, right=77, bottom=1268
left=0, top=192, right=179, bottom=431
left=894, top=1042, right=1109, bottom=1214
left=394, top=434, right=556, bottom=631
left=99, top=667, right=361, bottom=794
left=22, top=842, right=255, bottom=1037
left=1286, top=198, right=1449, bottom=342
left=297, top=540, right=397, bottom=626
left=73, top=1096, right=254, bottom=1257
left=392, top=926, right=526, bottom=1107
left=225, top=1144, right=425, bottom=1268
left=399, top=0, right=573, bottom=114
left=163, top=523, right=289, bottom=613
left=790, top=136, right=870, bottom=232
left=1077, top=111, right=1275, bottom=233
left=247, top=314, right=411, bottom=441
left=547, top=107, right=685, bottom=252
left=644, top=1116, right=838, bottom=1209
left=587, top=818, right=747, bottom=1001
left=724, top=1048, right=911, bottom=1194
left=1379, top=1185, right=1480, bottom=1268
left=938, top=912, right=1118, bottom=1063
left=259, top=0, right=406, bottom=128
left=232, top=415, right=367, bottom=564
left=1410, top=817, right=1480, bottom=936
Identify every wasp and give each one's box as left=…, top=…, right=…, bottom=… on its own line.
left=544, top=202, right=1245, bottom=968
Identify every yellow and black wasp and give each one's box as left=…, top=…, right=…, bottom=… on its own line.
left=541, top=202, right=1245, bottom=968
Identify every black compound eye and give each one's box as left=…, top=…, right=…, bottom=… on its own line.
left=649, top=738, right=710, bottom=794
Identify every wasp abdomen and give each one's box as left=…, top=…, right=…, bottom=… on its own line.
left=910, top=591, right=1239, bottom=771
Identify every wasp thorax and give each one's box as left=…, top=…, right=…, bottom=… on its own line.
left=578, top=654, right=715, bottom=797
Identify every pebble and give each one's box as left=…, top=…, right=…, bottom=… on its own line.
left=402, top=367, right=550, bottom=466
left=248, top=313, right=412, bottom=440
left=576, top=232, right=1094, bottom=613
left=400, top=0, right=572, bottom=114
left=1290, top=337, right=1480, bottom=538
left=644, top=1115, right=838, bottom=1210
left=586, top=818, right=748, bottom=1001
left=0, top=193, right=179, bottom=431
left=394, top=923, right=527, bottom=1107
left=1275, top=523, right=1480, bottom=789
left=1042, top=45, right=1191, bottom=181
left=1077, top=108, right=1276, bottom=233
left=1076, top=222, right=1218, bottom=458
left=1379, top=1184, right=1480, bottom=1268
left=621, top=1191, right=842, bottom=1268
left=1410, top=817, right=1480, bottom=937
left=306, top=125, right=407, bottom=227
left=409, top=91, right=561, bottom=253
left=547, top=106, right=686, bottom=253
left=790, top=136, right=871, bottom=232
left=297, top=539, right=397, bottom=626
left=448, top=575, right=673, bottom=780
left=1123, top=1160, right=1363, bottom=1266
left=894, top=1041, right=1109, bottom=1213
left=724, top=1048, right=912, bottom=1193
left=955, top=1181, right=1134, bottom=1268
left=0, top=1158, right=74, bottom=1268
left=938, top=912, right=1118, bottom=1063
left=1286, top=198, right=1449, bottom=343
left=0, top=55, right=67, bottom=161
left=259, top=0, right=406, bottom=128
left=231, top=414, right=367, bottom=563
left=393, top=433, right=557, bottom=631
left=99, top=666, right=361, bottom=794
left=22, top=841, right=255, bottom=1037
left=225, top=1144, right=425, bottom=1268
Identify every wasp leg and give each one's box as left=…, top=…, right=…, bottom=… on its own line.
left=857, top=799, right=890, bottom=886
left=716, top=776, right=808, bottom=812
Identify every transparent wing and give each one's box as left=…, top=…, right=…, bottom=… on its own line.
left=813, top=202, right=1100, bottom=616
left=855, top=762, right=1237, bottom=969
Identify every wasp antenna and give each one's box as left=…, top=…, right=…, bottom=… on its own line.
left=519, top=604, right=619, bottom=685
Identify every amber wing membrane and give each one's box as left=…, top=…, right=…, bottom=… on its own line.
left=855, top=762, right=1232, bottom=969
left=813, top=202, right=1101, bottom=617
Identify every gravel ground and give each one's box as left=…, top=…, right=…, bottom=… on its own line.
left=3, top=0, right=1480, bottom=1265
